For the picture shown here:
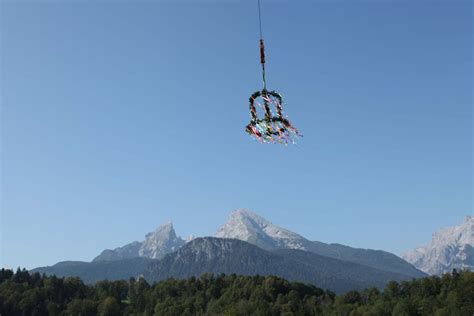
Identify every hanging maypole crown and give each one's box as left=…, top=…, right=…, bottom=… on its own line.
left=245, top=0, right=300, bottom=144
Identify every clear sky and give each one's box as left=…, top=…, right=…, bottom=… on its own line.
left=1, top=0, right=472, bottom=269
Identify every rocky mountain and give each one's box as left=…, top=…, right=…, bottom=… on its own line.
left=403, top=216, right=473, bottom=275
left=216, top=209, right=424, bottom=278
left=216, top=209, right=310, bottom=250
left=93, top=222, right=185, bottom=262
left=143, top=237, right=416, bottom=293
left=32, top=209, right=429, bottom=293
left=91, top=241, right=142, bottom=262
left=33, top=237, right=414, bottom=293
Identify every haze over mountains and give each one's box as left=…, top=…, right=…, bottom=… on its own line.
left=32, top=209, right=471, bottom=293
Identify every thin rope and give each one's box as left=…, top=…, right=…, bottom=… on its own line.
left=257, top=0, right=266, bottom=90
left=258, top=0, right=263, bottom=39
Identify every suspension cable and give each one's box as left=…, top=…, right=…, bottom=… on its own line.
left=257, top=0, right=266, bottom=90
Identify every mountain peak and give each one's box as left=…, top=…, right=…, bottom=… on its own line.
left=229, top=209, right=273, bottom=225
left=139, top=221, right=185, bottom=259
left=146, top=221, right=176, bottom=238
left=216, top=209, right=309, bottom=251
left=93, top=221, right=185, bottom=262
left=403, top=216, right=473, bottom=275
left=215, top=209, right=424, bottom=278
left=232, top=208, right=263, bottom=217
left=155, top=221, right=174, bottom=231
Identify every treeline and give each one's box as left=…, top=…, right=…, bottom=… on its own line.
left=0, top=268, right=473, bottom=315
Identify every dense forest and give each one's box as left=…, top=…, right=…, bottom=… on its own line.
left=0, top=268, right=472, bottom=315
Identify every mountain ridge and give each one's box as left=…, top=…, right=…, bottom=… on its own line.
left=32, top=209, right=431, bottom=292
left=216, top=209, right=424, bottom=278
left=93, top=222, right=185, bottom=262
left=143, top=237, right=417, bottom=293
left=403, top=216, right=473, bottom=275
left=34, top=237, right=419, bottom=293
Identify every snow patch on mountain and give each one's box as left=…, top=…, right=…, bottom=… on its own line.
left=215, top=209, right=311, bottom=251
left=402, top=216, right=473, bottom=275
left=139, top=222, right=185, bottom=259
left=93, top=222, right=185, bottom=261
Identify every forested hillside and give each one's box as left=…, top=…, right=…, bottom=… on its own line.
left=0, top=268, right=472, bottom=315
left=33, top=238, right=419, bottom=293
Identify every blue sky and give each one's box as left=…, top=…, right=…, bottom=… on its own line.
left=1, top=0, right=472, bottom=269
